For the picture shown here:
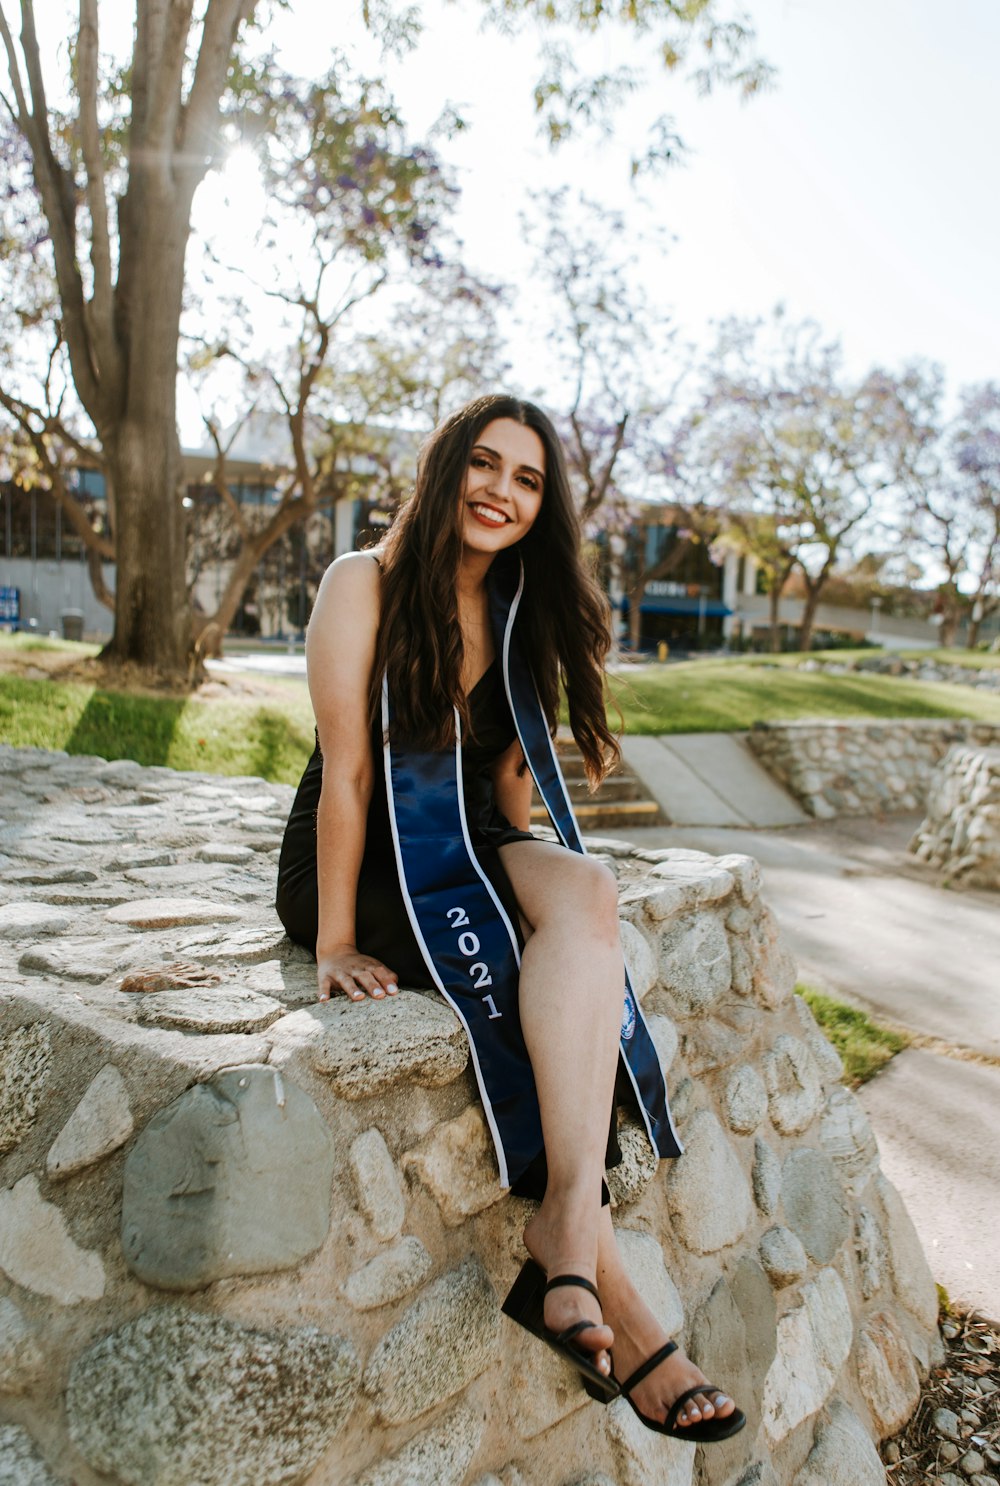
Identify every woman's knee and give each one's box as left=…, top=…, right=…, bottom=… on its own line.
left=558, top=855, right=620, bottom=928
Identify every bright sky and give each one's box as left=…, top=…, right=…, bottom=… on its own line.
left=40, top=0, right=1000, bottom=430
left=258, top=0, right=1000, bottom=407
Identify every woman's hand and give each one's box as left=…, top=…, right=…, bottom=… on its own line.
left=317, top=945, right=399, bottom=1004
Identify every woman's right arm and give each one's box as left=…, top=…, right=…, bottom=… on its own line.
left=306, top=552, right=397, bottom=1004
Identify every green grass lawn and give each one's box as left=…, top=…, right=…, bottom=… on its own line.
left=606, top=658, right=1000, bottom=735
left=799, top=986, right=909, bottom=1086
left=0, top=673, right=316, bottom=785
left=3, top=632, right=999, bottom=782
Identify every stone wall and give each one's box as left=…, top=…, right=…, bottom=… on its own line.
left=909, top=744, right=1000, bottom=889
left=746, top=719, right=1000, bottom=820
left=0, top=744, right=941, bottom=1486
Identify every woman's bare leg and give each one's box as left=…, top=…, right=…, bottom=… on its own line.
left=498, top=840, right=738, bottom=1425
left=596, top=1207, right=737, bottom=1426
left=498, top=840, right=625, bottom=1374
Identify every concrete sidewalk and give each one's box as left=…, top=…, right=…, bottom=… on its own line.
left=621, top=732, right=807, bottom=829
left=622, top=814, right=1000, bottom=1319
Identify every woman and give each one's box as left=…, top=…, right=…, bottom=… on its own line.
left=276, top=394, right=744, bottom=1442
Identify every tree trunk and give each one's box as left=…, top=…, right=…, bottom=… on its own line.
left=938, top=607, right=961, bottom=647
left=628, top=581, right=644, bottom=652
left=798, top=582, right=822, bottom=652
left=768, top=585, right=782, bottom=652
left=101, top=198, right=190, bottom=676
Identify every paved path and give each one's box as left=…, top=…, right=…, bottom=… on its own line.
left=621, top=732, right=808, bottom=829
left=624, top=814, right=1000, bottom=1319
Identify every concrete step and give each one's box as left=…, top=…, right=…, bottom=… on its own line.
left=530, top=798, right=662, bottom=830
left=533, top=737, right=664, bottom=827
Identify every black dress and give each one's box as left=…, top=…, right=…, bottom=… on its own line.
left=275, top=657, right=535, bottom=984
left=274, top=653, right=623, bottom=1199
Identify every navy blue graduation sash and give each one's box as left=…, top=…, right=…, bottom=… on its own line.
left=382, top=555, right=682, bottom=1188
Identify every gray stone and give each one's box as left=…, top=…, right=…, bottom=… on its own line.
left=309, top=992, right=469, bottom=1098
left=18, top=939, right=132, bottom=982
left=782, top=1148, right=850, bottom=1263
left=66, top=1305, right=359, bottom=1486
left=606, top=1118, right=660, bottom=1209
left=724, top=1063, right=768, bottom=1134
left=196, top=843, right=255, bottom=864
left=759, top=1226, right=808, bottom=1287
left=125, top=863, right=225, bottom=889
left=0, top=902, right=71, bottom=937
left=606, top=1394, right=696, bottom=1486
left=855, top=1310, right=921, bottom=1437
left=752, top=1136, right=782, bottom=1217
left=665, top=1110, right=752, bottom=1253
left=0, top=1297, right=44, bottom=1394
left=793, top=1397, right=887, bottom=1486
left=616, top=1230, right=684, bottom=1337
left=794, top=995, right=845, bottom=1082
left=0, top=1174, right=105, bottom=1303
left=689, top=1267, right=771, bottom=1465
left=933, top=1406, right=962, bottom=1441
left=717, top=853, right=762, bottom=903
left=343, top=1236, right=434, bottom=1311
left=619, top=919, right=656, bottom=999
left=121, top=1064, right=334, bottom=1290
left=819, top=1087, right=880, bottom=1194
left=648, top=859, right=734, bottom=902
left=402, top=1105, right=503, bottom=1225
left=46, top=1063, right=134, bottom=1180
left=730, top=936, right=754, bottom=996
left=646, top=1012, right=678, bottom=1072
left=682, top=1016, right=746, bottom=1075
left=0, top=1020, right=52, bottom=1155
left=855, top=1206, right=888, bottom=1300
left=135, top=985, right=285, bottom=1034
left=750, top=905, right=797, bottom=1009
left=363, top=1258, right=501, bottom=1424
left=762, top=1268, right=854, bottom=1444
left=106, top=896, right=244, bottom=928
left=657, top=913, right=732, bottom=1015
left=350, top=1128, right=406, bottom=1241
left=0, top=1425, right=59, bottom=1486
left=726, top=904, right=754, bottom=934
left=876, top=1174, right=940, bottom=1331
left=349, top=1403, right=484, bottom=1486
left=735, top=1464, right=780, bottom=1486
left=763, top=1034, right=822, bottom=1134
left=507, top=1332, right=591, bottom=1440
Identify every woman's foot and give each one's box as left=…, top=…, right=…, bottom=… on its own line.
left=523, top=1197, right=614, bottom=1377
left=600, top=1276, right=737, bottom=1427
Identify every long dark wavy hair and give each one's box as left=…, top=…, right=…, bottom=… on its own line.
left=368, top=394, right=620, bottom=787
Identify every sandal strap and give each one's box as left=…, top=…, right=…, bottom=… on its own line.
left=544, top=1273, right=600, bottom=1305
left=619, top=1339, right=679, bottom=1395
left=664, top=1384, right=726, bottom=1433
left=553, top=1317, right=602, bottom=1348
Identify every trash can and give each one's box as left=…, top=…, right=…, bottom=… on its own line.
left=61, top=610, right=85, bottom=642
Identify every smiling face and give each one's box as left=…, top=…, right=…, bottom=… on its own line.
left=461, top=417, right=545, bottom=557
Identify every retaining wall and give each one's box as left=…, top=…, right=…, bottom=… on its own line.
left=909, top=744, right=1000, bottom=890
left=0, top=745, right=940, bottom=1486
left=746, top=719, right=1000, bottom=820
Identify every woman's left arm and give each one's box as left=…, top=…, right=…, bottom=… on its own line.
left=491, top=738, right=533, bottom=832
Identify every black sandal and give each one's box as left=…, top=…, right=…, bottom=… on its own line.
left=501, top=1258, right=620, bottom=1403
left=585, top=1340, right=746, bottom=1441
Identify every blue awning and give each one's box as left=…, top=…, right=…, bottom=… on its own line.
left=620, top=595, right=733, bottom=617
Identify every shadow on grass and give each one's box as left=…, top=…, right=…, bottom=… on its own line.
left=66, top=689, right=187, bottom=766
left=248, top=707, right=314, bottom=784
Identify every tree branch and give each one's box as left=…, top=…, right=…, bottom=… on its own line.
left=76, top=0, right=118, bottom=385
